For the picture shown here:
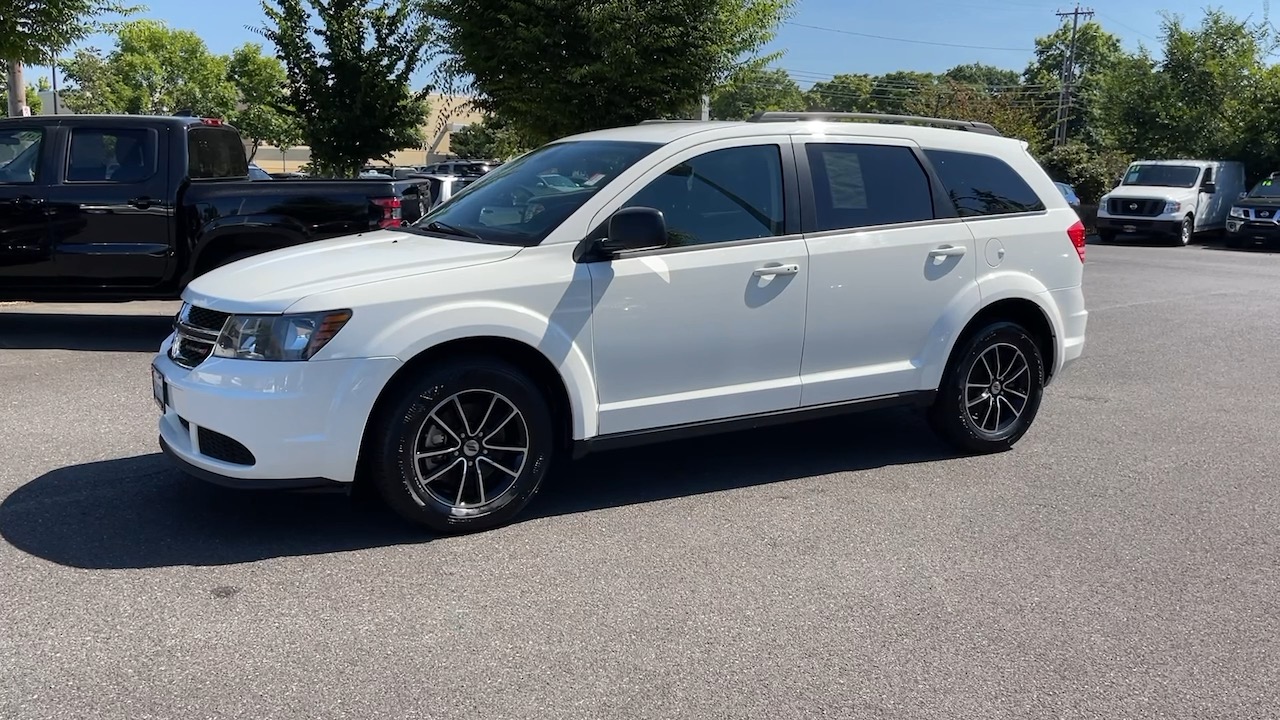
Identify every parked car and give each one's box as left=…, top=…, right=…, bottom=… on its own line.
left=1054, top=181, right=1081, bottom=209
left=247, top=162, right=272, bottom=181
left=407, top=173, right=478, bottom=210
left=0, top=114, right=432, bottom=301
left=420, top=160, right=496, bottom=177
left=151, top=110, right=1088, bottom=534
left=1095, top=159, right=1246, bottom=245
left=1225, top=172, right=1280, bottom=248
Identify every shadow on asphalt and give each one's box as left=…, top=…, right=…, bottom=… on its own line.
left=0, top=408, right=955, bottom=569
left=0, top=313, right=174, bottom=352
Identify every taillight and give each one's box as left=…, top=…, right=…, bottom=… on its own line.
left=1067, top=219, right=1087, bottom=263
left=372, top=197, right=403, bottom=228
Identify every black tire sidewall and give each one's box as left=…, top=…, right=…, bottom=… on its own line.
left=373, top=357, right=555, bottom=533
left=1179, top=217, right=1193, bottom=246
left=932, top=322, right=1046, bottom=453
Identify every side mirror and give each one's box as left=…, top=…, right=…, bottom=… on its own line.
left=1201, top=181, right=1217, bottom=194
left=1239, top=191, right=1248, bottom=200
left=597, top=207, right=668, bottom=255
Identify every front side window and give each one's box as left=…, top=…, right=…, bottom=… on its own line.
left=925, top=149, right=1046, bottom=217
left=0, top=128, right=42, bottom=184
left=621, top=144, right=785, bottom=247
left=1120, top=164, right=1202, bottom=189
left=67, top=128, right=157, bottom=183
left=806, top=143, right=933, bottom=230
left=412, top=140, right=661, bottom=246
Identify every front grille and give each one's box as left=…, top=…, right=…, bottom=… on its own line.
left=197, top=427, right=256, bottom=466
left=169, top=303, right=227, bottom=369
left=1108, top=198, right=1165, bottom=217
left=1244, top=206, right=1279, bottom=220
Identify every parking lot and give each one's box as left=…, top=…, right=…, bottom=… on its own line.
left=1, top=241, right=1278, bottom=719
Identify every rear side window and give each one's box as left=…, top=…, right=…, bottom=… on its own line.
left=806, top=143, right=934, bottom=230
left=187, top=127, right=248, bottom=179
left=0, top=127, right=43, bottom=184
left=66, top=128, right=157, bottom=183
left=924, top=149, right=1045, bottom=217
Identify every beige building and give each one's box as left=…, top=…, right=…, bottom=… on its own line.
left=249, top=93, right=487, bottom=173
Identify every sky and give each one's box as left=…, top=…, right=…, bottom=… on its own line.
left=28, top=0, right=1276, bottom=91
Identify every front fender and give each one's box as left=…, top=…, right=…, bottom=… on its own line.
left=370, top=300, right=599, bottom=440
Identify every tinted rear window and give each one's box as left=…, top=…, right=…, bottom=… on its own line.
left=924, top=149, right=1045, bottom=217
left=187, top=127, right=248, bottom=179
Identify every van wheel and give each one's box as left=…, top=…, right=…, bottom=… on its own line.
left=370, top=356, right=556, bottom=534
left=1176, top=216, right=1193, bottom=246
left=929, top=321, right=1046, bottom=454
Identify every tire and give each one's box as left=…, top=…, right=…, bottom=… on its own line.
left=369, top=356, right=556, bottom=533
left=1176, top=215, right=1193, bottom=246
left=928, top=321, right=1046, bottom=454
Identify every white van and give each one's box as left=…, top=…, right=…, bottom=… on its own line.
left=1096, top=160, right=1246, bottom=245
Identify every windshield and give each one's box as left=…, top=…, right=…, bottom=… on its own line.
left=410, top=140, right=661, bottom=246
left=1246, top=177, right=1280, bottom=198
left=1121, top=164, right=1202, bottom=188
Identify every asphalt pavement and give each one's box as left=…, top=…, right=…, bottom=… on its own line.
left=2, top=241, right=1279, bottom=719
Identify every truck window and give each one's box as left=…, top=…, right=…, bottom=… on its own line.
left=187, top=126, right=249, bottom=179
left=0, top=128, right=43, bottom=184
left=66, top=128, right=157, bottom=183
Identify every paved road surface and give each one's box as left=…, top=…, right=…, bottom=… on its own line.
left=2, top=243, right=1278, bottom=719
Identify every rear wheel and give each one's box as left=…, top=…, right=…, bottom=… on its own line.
left=929, top=321, right=1046, bottom=454
left=370, top=356, right=556, bottom=533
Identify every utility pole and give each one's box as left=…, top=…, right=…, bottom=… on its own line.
left=6, top=60, right=29, bottom=117
left=1053, top=5, right=1094, bottom=147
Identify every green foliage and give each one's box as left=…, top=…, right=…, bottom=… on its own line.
left=257, top=0, right=436, bottom=177
left=804, top=73, right=874, bottom=112
left=943, top=63, right=1020, bottom=90
left=0, top=82, right=43, bottom=114
left=1036, top=142, right=1130, bottom=203
left=710, top=65, right=804, bottom=119
left=59, top=20, right=237, bottom=116
left=226, top=43, right=302, bottom=159
left=433, top=0, right=796, bottom=146
left=447, top=116, right=528, bottom=160
left=1024, top=21, right=1123, bottom=148
left=0, top=0, right=141, bottom=64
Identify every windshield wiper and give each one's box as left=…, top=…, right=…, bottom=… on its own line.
left=424, top=220, right=483, bottom=240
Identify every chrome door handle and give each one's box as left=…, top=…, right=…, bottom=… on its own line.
left=928, top=244, right=967, bottom=258
left=753, top=263, right=799, bottom=277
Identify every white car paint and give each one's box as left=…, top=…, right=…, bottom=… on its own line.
left=152, top=117, right=1087, bottom=487
left=1098, top=159, right=1247, bottom=234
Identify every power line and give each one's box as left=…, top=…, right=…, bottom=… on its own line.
left=781, top=21, right=1035, bottom=52
left=1054, top=5, right=1094, bottom=146
left=1096, top=11, right=1158, bottom=41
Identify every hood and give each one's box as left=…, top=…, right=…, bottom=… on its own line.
left=1105, top=185, right=1196, bottom=200
left=183, top=229, right=522, bottom=314
left=1236, top=195, right=1280, bottom=208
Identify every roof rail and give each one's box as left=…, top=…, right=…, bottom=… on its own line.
left=638, top=119, right=708, bottom=125
left=747, top=111, right=1003, bottom=137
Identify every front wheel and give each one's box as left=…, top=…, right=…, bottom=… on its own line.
left=929, top=321, right=1046, bottom=454
left=1176, top=216, right=1193, bottom=246
left=370, top=356, right=556, bottom=533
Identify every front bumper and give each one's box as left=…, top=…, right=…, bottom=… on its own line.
left=1226, top=218, right=1280, bottom=243
left=1096, top=216, right=1183, bottom=237
left=152, top=334, right=402, bottom=487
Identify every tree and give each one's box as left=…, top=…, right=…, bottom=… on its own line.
left=257, top=0, right=436, bottom=177
left=1023, top=20, right=1123, bottom=148
left=59, top=20, right=237, bottom=116
left=805, top=73, right=874, bottom=112
left=0, top=80, right=44, bottom=114
left=710, top=65, right=804, bottom=119
left=433, top=0, right=796, bottom=147
left=226, top=42, right=300, bottom=160
left=447, top=116, right=527, bottom=160
left=942, top=63, right=1020, bottom=90
left=0, top=0, right=140, bottom=64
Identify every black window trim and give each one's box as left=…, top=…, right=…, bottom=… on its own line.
left=574, top=138, right=803, bottom=263
left=0, top=125, right=48, bottom=186
left=62, top=125, right=160, bottom=185
left=793, top=138, right=958, bottom=235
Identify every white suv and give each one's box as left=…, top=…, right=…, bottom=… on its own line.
left=151, top=112, right=1088, bottom=533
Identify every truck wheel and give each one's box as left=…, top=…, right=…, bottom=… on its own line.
left=369, top=356, right=556, bottom=534
left=928, top=321, right=1046, bottom=455
left=1176, top=216, right=1193, bottom=246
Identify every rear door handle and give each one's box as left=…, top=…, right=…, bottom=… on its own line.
left=928, top=244, right=967, bottom=258
left=753, top=263, right=800, bottom=277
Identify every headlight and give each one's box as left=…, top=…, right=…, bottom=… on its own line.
left=213, top=310, right=353, bottom=361
left=1163, top=200, right=1182, bottom=214
left=1229, top=206, right=1247, bottom=218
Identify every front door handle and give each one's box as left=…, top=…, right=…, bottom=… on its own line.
left=753, top=263, right=800, bottom=277
left=928, top=244, right=967, bottom=258
left=11, top=196, right=44, bottom=208
left=128, top=196, right=153, bottom=209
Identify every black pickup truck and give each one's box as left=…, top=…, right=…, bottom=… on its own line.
left=0, top=114, right=430, bottom=301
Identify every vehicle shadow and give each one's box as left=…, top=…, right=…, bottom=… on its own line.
left=0, top=312, right=174, bottom=352
left=0, top=408, right=955, bottom=570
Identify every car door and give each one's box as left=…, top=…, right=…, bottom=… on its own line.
left=41, top=125, right=172, bottom=286
left=0, top=124, right=55, bottom=284
left=585, top=138, right=808, bottom=436
left=795, top=137, right=979, bottom=406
